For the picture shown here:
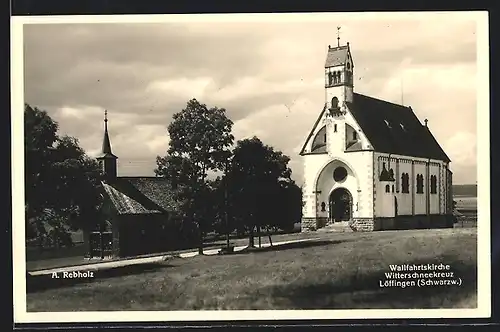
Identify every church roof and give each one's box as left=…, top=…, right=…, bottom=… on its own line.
left=99, top=132, right=117, bottom=158
left=298, top=105, right=327, bottom=155
left=97, top=113, right=118, bottom=159
left=346, top=93, right=451, bottom=162
left=325, top=45, right=349, bottom=68
left=102, top=177, right=179, bottom=215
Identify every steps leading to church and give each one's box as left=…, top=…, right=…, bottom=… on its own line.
left=318, top=221, right=354, bottom=233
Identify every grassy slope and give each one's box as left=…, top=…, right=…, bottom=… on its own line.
left=27, top=228, right=477, bottom=311
left=25, top=231, right=312, bottom=271
left=26, top=186, right=476, bottom=270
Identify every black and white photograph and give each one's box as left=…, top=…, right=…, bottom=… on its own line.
left=12, top=11, right=490, bottom=323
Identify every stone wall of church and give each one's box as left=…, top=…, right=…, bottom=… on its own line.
left=445, top=168, right=453, bottom=214
left=316, top=158, right=358, bottom=219
left=441, top=165, right=447, bottom=214
left=375, top=180, right=396, bottom=218
left=302, top=154, right=330, bottom=223
left=413, top=162, right=427, bottom=215
left=325, top=65, right=353, bottom=106
left=396, top=159, right=413, bottom=215
left=373, top=215, right=454, bottom=231
left=301, top=150, right=374, bottom=231
left=429, top=163, right=441, bottom=214
left=352, top=151, right=375, bottom=219
left=349, top=214, right=454, bottom=232
left=374, top=153, right=448, bottom=218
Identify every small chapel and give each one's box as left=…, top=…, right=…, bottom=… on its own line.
left=300, top=39, right=454, bottom=232
left=83, top=111, right=186, bottom=259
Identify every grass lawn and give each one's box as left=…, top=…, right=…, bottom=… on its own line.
left=26, top=228, right=477, bottom=311
left=25, top=231, right=311, bottom=272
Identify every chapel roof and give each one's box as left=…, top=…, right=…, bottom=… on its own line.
left=325, top=45, right=349, bottom=68
left=96, top=110, right=118, bottom=159
left=101, top=177, right=179, bottom=215
left=346, top=93, right=451, bottom=162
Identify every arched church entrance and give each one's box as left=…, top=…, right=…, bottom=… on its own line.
left=328, top=188, right=353, bottom=222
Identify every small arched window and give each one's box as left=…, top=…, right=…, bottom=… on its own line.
left=331, top=97, right=339, bottom=109
left=385, top=184, right=390, bottom=193
left=401, top=173, right=410, bottom=193
left=416, top=174, right=424, bottom=194
left=321, top=202, right=326, bottom=212
left=328, top=71, right=333, bottom=86
left=430, top=175, right=437, bottom=194
left=392, top=185, right=395, bottom=193
left=334, top=124, right=338, bottom=132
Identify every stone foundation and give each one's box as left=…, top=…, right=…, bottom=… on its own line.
left=374, top=214, right=455, bottom=231
left=301, top=217, right=318, bottom=231
left=300, top=217, right=330, bottom=231
left=304, top=215, right=455, bottom=232
left=317, top=217, right=328, bottom=229
left=349, top=218, right=374, bottom=232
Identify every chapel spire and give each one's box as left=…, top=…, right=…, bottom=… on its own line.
left=101, top=110, right=113, bottom=155
left=96, top=109, right=118, bottom=182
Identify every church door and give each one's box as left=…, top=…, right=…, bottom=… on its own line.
left=328, top=188, right=352, bottom=222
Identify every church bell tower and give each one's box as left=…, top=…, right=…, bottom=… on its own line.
left=323, top=29, right=355, bottom=155
left=324, top=28, right=354, bottom=110
left=96, top=110, right=118, bottom=182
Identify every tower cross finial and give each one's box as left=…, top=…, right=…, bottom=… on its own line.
left=337, top=26, right=341, bottom=47
left=104, top=109, right=108, bottom=132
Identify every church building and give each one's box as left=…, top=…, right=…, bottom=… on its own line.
left=300, top=40, right=454, bottom=232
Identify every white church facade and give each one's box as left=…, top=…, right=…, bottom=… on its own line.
left=300, top=41, right=454, bottom=232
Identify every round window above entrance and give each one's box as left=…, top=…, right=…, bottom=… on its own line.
left=333, top=166, right=348, bottom=182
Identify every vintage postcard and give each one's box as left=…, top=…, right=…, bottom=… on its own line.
left=12, top=11, right=490, bottom=324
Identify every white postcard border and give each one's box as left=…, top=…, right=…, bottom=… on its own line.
left=12, top=11, right=491, bottom=323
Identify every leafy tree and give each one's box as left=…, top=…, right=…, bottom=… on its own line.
left=155, top=99, right=234, bottom=254
left=227, top=136, right=294, bottom=247
left=272, top=180, right=302, bottom=232
left=24, top=104, right=103, bottom=247
left=207, top=176, right=231, bottom=236
left=50, top=136, right=104, bottom=231
left=24, top=104, right=59, bottom=224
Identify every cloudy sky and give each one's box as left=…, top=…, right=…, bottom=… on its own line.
left=22, top=13, right=480, bottom=185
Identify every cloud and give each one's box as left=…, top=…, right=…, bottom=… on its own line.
left=22, top=14, right=479, bottom=184
left=232, top=96, right=323, bottom=182
left=444, top=131, right=477, bottom=165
